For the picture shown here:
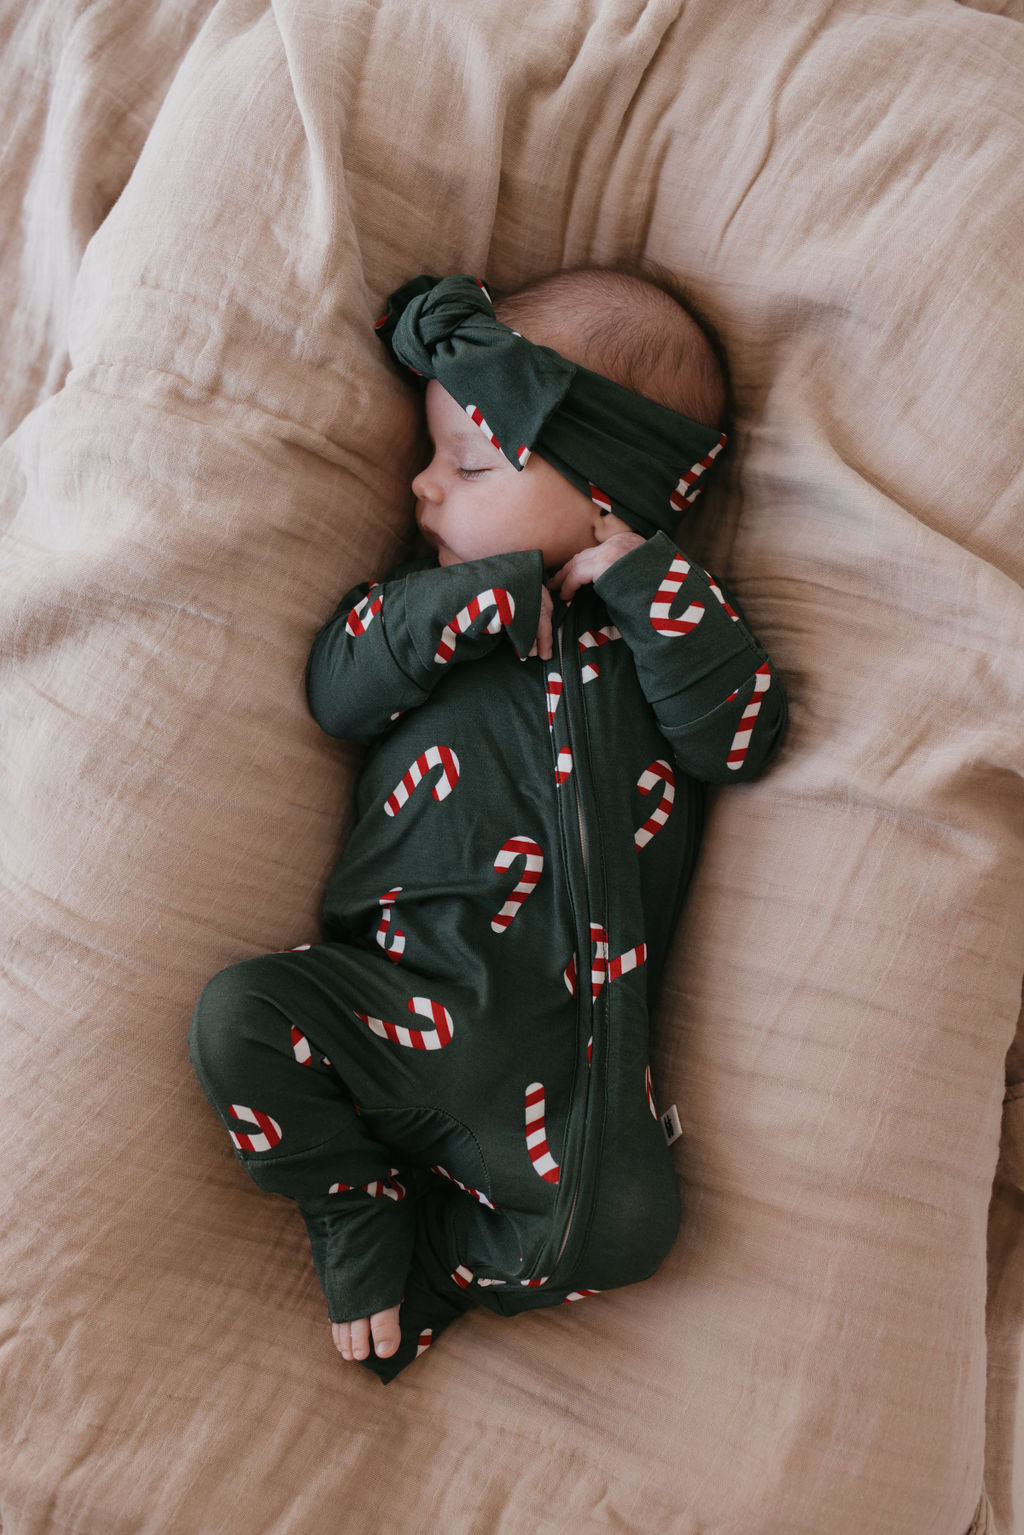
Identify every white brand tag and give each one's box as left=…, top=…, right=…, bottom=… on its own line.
left=661, top=1104, right=682, bottom=1145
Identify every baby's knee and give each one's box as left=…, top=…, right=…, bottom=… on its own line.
left=188, top=953, right=285, bottom=1081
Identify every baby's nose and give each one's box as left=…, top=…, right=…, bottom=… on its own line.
left=411, top=464, right=438, bottom=502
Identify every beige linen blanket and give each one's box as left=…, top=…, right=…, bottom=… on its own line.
left=2, top=1, right=1022, bottom=1531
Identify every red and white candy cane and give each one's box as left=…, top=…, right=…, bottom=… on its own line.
left=725, top=662, right=771, bottom=772
left=545, top=670, right=563, bottom=729
left=355, top=994, right=454, bottom=1051
left=228, top=1105, right=282, bottom=1153
left=634, top=759, right=676, bottom=849
left=452, top=1263, right=474, bottom=1290
left=431, top=1164, right=496, bottom=1210
left=607, top=939, right=647, bottom=983
left=644, top=1064, right=658, bottom=1119
left=433, top=588, right=515, bottom=664
left=416, top=1329, right=433, bottom=1357
left=707, top=575, right=739, bottom=621
left=375, top=886, right=405, bottom=962
left=491, top=835, right=544, bottom=933
left=554, top=747, right=573, bottom=786
left=564, top=924, right=647, bottom=999
left=563, top=1289, right=601, bottom=1303
left=650, top=553, right=704, bottom=636
left=385, top=744, right=460, bottom=816
left=578, top=624, right=621, bottom=682
left=329, top=1168, right=406, bottom=1201
left=589, top=483, right=612, bottom=515
left=344, top=585, right=383, bottom=636
left=291, top=1026, right=312, bottom=1065
left=524, top=1083, right=560, bottom=1183
left=463, top=402, right=529, bottom=466
left=465, top=404, right=500, bottom=455
left=668, top=432, right=727, bottom=512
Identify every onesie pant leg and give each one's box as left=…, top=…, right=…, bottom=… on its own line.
left=188, top=945, right=476, bottom=1370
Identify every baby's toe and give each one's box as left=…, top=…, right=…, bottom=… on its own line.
left=370, top=1305, right=402, bottom=1358
left=331, top=1321, right=352, bottom=1360
left=349, top=1316, right=371, bottom=1360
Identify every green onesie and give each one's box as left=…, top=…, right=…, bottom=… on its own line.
left=188, top=277, right=788, bottom=1382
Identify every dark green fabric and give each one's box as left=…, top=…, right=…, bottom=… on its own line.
left=189, top=533, right=787, bottom=1382
left=376, top=274, right=728, bottom=540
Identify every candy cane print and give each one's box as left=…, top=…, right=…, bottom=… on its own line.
left=554, top=747, right=573, bottom=786
left=570, top=924, right=646, bottom=999
left=431, top=1165, right=497, bottom=1210
left=588, top=483, right=611, bottom=515
left=520, top=1276, right=549, bottom=1287
left=634, top=759, right=676, bottom=849
left=465, top=404, right=501, bottom=454
left=563, top=1289, right=601, bottom=1303
left=645, top=1064, right=658, bottom=1119
left=524, top=1083, right=560, bottom=1183
left=355, top=994, right=454, bottom=1050
left=385, top=744, right=460, bottom=816
left=375, top=887, right=405, bottom=962
left=416, top=1329, right=433, bottom=1357
left=650, top=553, right=704, bottom=636
left=291, top=1027, right=312, bottom=1065
left=433, top=588, right=515, bottom=664
left=578, top=624, right=621, bottom=682
left=452, top=1263, right=475, bottom=1290
left=228, top=1105, right=282, bottom=1153
left=329, top=1168, right=407, bottom=1201
left=606, top=941, right=647, bottom=983
left=589, top=924, right=609, bottom=998
left=707, top=575, right=739, bottom=621
left=545, top=670, right=563, bottom=729
left=726, top=662, right=772, bottom=772
left=562, top=925, right=605, bottom=999
left=344, top=585, right=383, bottom=636
left=668, top=432, right=727, bottom=512
left=491, top=836, right=544, bottom=933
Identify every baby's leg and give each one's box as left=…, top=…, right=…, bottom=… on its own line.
left=189, top=946, right=418, bottom=1360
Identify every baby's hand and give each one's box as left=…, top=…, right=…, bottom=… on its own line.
left=550, top=532, right=645, bottom=601
left=527, top=584, right=554, bottom=660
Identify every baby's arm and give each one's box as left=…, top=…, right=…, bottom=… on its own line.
left=584, top=530, right=787, bottom=783
left=305, top=550, right=545, bottom=743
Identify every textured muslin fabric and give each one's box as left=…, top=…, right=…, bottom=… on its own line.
left=1, top=0, right=1023, bottom=1531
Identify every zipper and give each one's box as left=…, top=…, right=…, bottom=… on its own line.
left=558, top=621, right=589, bottom=876
left=547, top=610, right=592, bottom=1272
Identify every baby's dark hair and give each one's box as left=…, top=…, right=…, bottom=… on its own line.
left=492, top=262, right=729, bottom=430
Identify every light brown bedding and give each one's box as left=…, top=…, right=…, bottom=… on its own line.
left=1, top=0, right=1022, bottom=1531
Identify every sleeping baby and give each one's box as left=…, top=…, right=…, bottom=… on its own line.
left=188, top=268, right=788, bottom=1382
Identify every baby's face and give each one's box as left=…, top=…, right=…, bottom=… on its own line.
left=412, top=381, right=602, bottom=572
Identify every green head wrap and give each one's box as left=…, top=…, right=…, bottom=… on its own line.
left=375, top=273, right=727, bottom=541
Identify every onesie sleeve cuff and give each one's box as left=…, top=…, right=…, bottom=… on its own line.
left=402, top=548, right=545, bottom=667
left=592, top=530, right=681, bottom=610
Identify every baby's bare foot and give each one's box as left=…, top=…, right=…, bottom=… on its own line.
left=331, top=1304, right=402, bottom=1362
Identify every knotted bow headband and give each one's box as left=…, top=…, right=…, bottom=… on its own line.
left=375, top=273, right=727, bottom=541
